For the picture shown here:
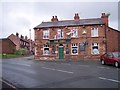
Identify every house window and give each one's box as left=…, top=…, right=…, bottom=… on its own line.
left=57, top=29, right=64, bottom=39
left=91, top=27, right=98, bottom=37
left=43, top=30, right=49, bottom=39
left=71, top=28, right=78, bottom=37
left=91, top=43, right=99, bottom=55
left=71, top=43, right=78, bottom=55
left=66, top=45, right=69, bottom=54
left=80, top=43, right=85, bottom=51
left=52, top=45, right=55, bottom=54
left=43, top=44, right=49, bottom=55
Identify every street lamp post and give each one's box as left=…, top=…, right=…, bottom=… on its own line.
left=29, top=29, right=32, bottom=54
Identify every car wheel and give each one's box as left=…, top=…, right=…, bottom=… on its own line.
left=114, top=62, right=119, bottom=68
left=101, top=60, right=105, bottom=65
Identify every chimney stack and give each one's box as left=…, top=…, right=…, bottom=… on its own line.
left=25, top=36, right=28, bottom=40
left=101, top=13, right=110, bottom=26
left=74, top=13, right=80, bottom=20
left=51, top=16, right=58, bottom=22
left=21, top=35, right=23, bottom=39
left=16, top=32, right=19, bottom=37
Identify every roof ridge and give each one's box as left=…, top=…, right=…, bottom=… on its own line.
left=42, top=18, right=102, bottom=23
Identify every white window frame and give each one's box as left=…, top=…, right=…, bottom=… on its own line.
left=91, top=43, right=99, bottom=55
left=57, top=29, right=64, bottom=39
left=91, top=27, right=98, bottom=37
left=71, top=28, right=78, bottom=38
left=71, top=43, right=78, bottom=55
left=43, top=44, right=49, bottom=55
left=43, top=30, right=49, bottom=39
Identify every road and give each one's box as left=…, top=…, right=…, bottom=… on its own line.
left=2, top=56, right=120, bottom=89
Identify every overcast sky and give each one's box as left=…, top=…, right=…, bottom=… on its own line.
left=0, top=0, right=119, bottom=40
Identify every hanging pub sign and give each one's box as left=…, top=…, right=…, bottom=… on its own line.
left=79, top=43, right=85, bottom=51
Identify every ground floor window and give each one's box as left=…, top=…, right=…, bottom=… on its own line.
left=91, top=43, right=99, bottom=55
left=43, top=44, right=49, bottom=55
left=52, top=45, right=55, bottom=54
left=79, top=43, right=85, bottom=51
left=71, top=43, right=78, bottom=55
left=66, top=44, right=69, bottom=54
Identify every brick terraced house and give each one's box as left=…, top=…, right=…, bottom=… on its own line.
left=34, top=13, right=120, bottom=60
left=8, top=33, right=35, bottom=54
left=0, top=38, right=16, bottom=54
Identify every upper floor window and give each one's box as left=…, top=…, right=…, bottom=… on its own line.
left=43, top=30, right=49, bottom=39
left=91, top=27, right=98, bottom=37
left=71, top=28, right=78, bottom=37
left=55, top=29, right=64, bottom=39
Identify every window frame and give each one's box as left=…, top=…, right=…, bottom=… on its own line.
left=91, top=43, right=99, bottom=55
left=91, top=27, right=98, bottom=37
left=57, top=29, right=64, bottom=39
left=71, top=43, right=78, bottom=55
left=43, top=44, right=50, bottom=55
left=43, top=30, right=49, bottom=39
left=71, top=28, right=78, bottom=38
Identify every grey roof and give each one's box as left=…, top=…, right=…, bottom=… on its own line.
left=34, top=18, right=104, bottom=29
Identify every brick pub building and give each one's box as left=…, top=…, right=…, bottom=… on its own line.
left=34, top=13, right=120, bottom=60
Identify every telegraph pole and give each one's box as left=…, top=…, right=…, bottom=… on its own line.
left=29, top=29, right=31, bottom=54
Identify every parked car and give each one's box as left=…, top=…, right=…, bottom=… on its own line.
left=100, top=52, right=120, bottom=68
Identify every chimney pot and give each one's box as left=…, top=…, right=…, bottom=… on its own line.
left=51, top=16, right=54, bottom=21
left=74, top=13, right=80, bottom=20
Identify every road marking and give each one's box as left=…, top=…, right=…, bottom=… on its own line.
left=79, top=65, right=89, bottom=67
left=62, top=63, right=71, bottom=65
left=97, top=66, right=110, bottom=69
left=42, top=67, right=74, bottom=74
left=99, top=77, right=120, bottom=83
left=0, top=79, right=18, bottom=89
left=9, top=62, right=31, bottom=67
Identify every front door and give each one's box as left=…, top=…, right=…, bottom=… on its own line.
left=58, top=46, right=64, bottom=59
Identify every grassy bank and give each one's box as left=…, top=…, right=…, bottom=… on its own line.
left=0, top=54, right=21, bottom=59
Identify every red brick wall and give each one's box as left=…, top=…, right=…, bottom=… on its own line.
left=106, top=27, right=120, bottom=52
left=34, top=24, right=106, bottom=60
left=8, top=34, right=20, bottom=50
left=1, top=39, right=16, bottom=54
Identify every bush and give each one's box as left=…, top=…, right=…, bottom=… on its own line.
left=14, top=49, right=28, bottom=55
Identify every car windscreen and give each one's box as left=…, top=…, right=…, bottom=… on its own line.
left=113, top=52, right=120, bottom=58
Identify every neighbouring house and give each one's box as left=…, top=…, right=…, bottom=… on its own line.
left=8, top=33, right=35, bottom=55
left=0, top=38, right=16, bottom=54
left=34, top=13, right=120, bottom=60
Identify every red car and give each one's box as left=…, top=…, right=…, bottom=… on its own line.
left=100, top=52, right=120, bottom=68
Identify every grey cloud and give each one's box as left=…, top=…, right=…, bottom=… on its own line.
left=1, top=2, right=119, bottom=39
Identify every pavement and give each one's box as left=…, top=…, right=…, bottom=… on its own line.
left=1, top=56, right=120, bottom=89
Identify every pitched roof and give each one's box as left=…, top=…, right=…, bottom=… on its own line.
left=0, top=38, right=16, bottom=46
left=34, top=18, right=104, bottom=29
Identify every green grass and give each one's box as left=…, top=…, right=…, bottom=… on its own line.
left=0, top=54, right=21, bottom=58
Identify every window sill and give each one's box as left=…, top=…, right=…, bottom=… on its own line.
left=71, top=54, right=78, bottom=55
left=91, top=36, right=99, bottom=38
left=43, top=38, right=49, bottom=40
left=91, top=54, right=100, bottom=56
left=71, top=37, right=79, bottom=38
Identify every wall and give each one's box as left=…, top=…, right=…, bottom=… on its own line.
left=106, top=27, right=120, bottom=52
left=34, top=24, right=106, bottom=60
left=1, top=39, right=16, bottom=54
